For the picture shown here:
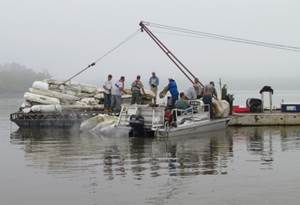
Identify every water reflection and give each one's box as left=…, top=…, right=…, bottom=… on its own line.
left=10, top=126, right=300, bottom=180
left=280, top=126, right=300, bottom=152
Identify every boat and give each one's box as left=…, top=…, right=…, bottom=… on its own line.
left=115, top=100, right=230, bottom=137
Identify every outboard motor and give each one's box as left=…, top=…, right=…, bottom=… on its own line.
left=129, top=114, right=145, bottom=137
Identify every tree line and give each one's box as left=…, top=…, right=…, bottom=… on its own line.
left=0, top=63, right=51, bottom=93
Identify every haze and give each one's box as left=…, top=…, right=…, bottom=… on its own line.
left=1, top=0, right=299, bottom=90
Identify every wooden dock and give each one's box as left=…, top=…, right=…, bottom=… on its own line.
left=229, top=112, right=300, bottom=126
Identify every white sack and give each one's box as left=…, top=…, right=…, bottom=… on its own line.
left=24, top=92, right=60, bottom=105
left=94, top=93, right=104, bottom=99
left=31, top=104, right=62, bottom=113
left=29, top=88, right=79, bottom=102
left=32, top=81, right=49, bottom=90
left=213, top=99, right=230, bottom=118
left=80, top=98, right=99, bottom=106
left=21, top=100, right=32, bottom=108
left=22, top=107, right=31, bottom=113
left=80, top=114, right=118, bottom=131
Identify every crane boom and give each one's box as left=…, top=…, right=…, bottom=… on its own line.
left=139, top=21, right=203, bottom=87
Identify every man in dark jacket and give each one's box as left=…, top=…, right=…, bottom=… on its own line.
left=202, top=81, right=217, bottom=119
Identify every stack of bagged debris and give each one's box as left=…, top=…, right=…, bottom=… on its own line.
left=19, top=79, right=155, bottom=113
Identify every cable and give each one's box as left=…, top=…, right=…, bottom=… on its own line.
left=63, top=29, right=140, bottom=84
left=142, top=21, right=300, bottom=52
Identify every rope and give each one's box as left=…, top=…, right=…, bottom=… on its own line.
left=143, top=21, right=300, bottom=52
left=63, top=29, right=140, bottom=84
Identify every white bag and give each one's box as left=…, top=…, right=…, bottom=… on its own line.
left=32, top=81, right=49, bottom=90
left=31, top=104, right=62, bottom=113
left=24, top=92, right=60, bottom=105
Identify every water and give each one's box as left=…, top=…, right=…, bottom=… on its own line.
left=1, top=94, right=300, bottom=205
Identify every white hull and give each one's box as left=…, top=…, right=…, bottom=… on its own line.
left=115, top=104, right=230, bottom=138
left=156, top=118, right=230, bottom=137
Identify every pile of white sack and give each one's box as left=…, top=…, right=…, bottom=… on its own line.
left=20, top=79, right=155, bottom=113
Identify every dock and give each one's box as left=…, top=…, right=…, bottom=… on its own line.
left=229, top=112, right=300, bottom=126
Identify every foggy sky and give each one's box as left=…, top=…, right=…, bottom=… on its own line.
left=1, top=0, right=299, bottom=89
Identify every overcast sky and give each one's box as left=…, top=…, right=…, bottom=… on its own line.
left=1, top=0, right=299, bottom=89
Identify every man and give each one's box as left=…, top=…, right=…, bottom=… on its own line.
left=210, top=81, right=218, bottom=99
left=111, top=76, right=127, bottom=113
left=149, top=72, right=159, bottom=104
left=131, top=75, right=145, bottom=104
left=175, top=92, right=190, bottom=110
left=221, top=84, right=227, bottom=100
left=167, top=78, right=179, bottom=108
left=202, top=81, right=217, bottom=119
left=194, top=78, right=203, bottom=99
left=185, top=85, right=197, bottom=100
left=103, top=74, right=112, bottom=112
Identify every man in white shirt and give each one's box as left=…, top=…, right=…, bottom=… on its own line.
left=111, top=76, right=127, bottom=113
left=148, top=72, right=159, bottom=104
left=103, top=74, right=112, bottom=111
left=185, top=85, right=197, bottom=100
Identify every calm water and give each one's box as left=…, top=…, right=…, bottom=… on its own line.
left=1, top=94, right=300, bottom=205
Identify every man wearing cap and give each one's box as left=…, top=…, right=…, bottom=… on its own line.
left=111, top=76, right=127, bottom=113
left=131, top=75, right=145, bottom=104
left=103, top=74, right=112, bottom=112
left=149, top=72, right=159, bottom=104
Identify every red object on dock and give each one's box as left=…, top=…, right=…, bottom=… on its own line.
left=233, top=105, right=250, bottom=113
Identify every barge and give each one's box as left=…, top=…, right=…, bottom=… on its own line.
left=10, top=108, right=103, bottom=129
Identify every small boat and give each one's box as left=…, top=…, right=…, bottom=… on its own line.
left=116, top=100, right=230, bottom=137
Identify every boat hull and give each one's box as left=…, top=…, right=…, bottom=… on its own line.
left=156, top=118, right=230, bottom=137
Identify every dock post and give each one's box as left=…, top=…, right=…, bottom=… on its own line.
left=261, top=93, right=264, bottom=112
left=269, top=92, right=273, bottom=112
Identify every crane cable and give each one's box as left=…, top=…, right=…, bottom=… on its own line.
left=143, top=21, right=300, bottom=52
left=63, top=29, right=140, bottom=84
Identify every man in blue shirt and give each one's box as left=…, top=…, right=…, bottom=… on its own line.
left=167, top=78, right=179, bottom=108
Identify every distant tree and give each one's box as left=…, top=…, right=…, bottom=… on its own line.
left=0, top=63, right=51, bottom=93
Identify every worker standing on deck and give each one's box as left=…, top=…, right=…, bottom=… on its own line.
left=185, top=84, right=197, bottom=100
left=194, top=78, right=203, bottom=99
left=149, top=72, right=159, bottom=104
left=111, top=76, right=127, bottom=113
left=103, top=74, right=112, bottom=112
left=202, top=81, right=217, bottom=119
left=131, top=75, right=145, bottom=104
left=221, top=84, right=227, bottom=100
left=167, top=78, right=179, bottom=108
left=210, top=81, right=218, bottom=99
